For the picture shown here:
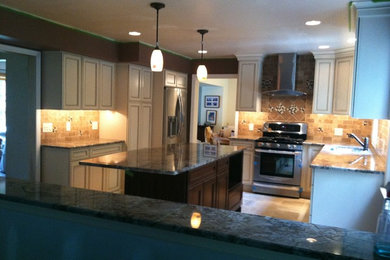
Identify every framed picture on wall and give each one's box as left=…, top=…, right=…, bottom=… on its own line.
left=204, top=95, right=220, bottom=108
left=205, top=110, right=217, bottom=125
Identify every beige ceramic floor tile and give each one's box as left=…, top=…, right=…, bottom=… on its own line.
left=241, top=192, right=310, bottom=223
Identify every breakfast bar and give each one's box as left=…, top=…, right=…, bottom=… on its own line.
left=80, top=143, right=245, bottom=211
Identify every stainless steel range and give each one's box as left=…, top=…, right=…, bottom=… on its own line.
left=253, top=122, right=307, bottom=198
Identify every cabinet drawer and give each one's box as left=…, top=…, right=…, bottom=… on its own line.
left=188, top=162, right=216, bottom=188
left=230, top=140, right=254, bottom=149
left=70, top=148, right=90, bottom=161
left=90, top=143, right=123, bottom=158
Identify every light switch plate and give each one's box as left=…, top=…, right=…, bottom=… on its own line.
left=66, top=121, right=71, bottom=131
left=92, top=121, right=98, bottom=130
left=334, top=128, right=343, bottom=136
left=42, top=123, right=53, bottom=133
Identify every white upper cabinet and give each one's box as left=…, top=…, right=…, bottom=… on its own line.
left=164, top=70, right=187, bottom=89
left=312, top=52, right=335, bottom=114
left=42, top=51, right=115, bottom=110
left=352, top=2, right=390, bottom=119
left=312, top=48, right=354, bottom=115
left=129, top=65, right=153, bottom=102
left=235, top=55, right=263, bottom=112
left=99, top=61, right=115, bottom=110
left=82, top=57, right=99, bottom=109
left=42, top=52, right=82, bottom=109
left=333, top=50, right=354, bottom=115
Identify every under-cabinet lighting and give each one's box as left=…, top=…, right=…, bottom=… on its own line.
left=198, top=50, right=208, bottom=54
left=306, top=238, right=317, bottom=243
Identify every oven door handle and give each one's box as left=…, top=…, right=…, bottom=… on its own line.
left=255, top=149, right=301, bottom=156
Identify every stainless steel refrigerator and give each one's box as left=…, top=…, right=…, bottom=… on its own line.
left=163, top=85, right=187, bottom=145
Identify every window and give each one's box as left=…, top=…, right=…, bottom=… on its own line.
left=0, top=75, right=5, bottom=133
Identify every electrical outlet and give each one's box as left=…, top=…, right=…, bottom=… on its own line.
left=66, top=121, right=71, bottom=131
left=92, top=121, right=98, bottom=130
left=42, top=123, right=53, bottom=133
left=334, top=128, right=343, bottom=136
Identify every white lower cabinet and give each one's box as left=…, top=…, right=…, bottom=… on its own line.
left=42, top=142, right=125, bottom=194
left=230, top=139, right=255, bottom=191
left=301, top=144, right=323, bottom=199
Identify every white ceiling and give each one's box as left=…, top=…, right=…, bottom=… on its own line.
left=0, top=0, right=359, bottom=58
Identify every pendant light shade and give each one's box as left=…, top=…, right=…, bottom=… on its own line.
left=151, top=48, right=163, bottom=71
left=150, top=2, right=165, bottom=72
left=196, top=29, right=208, bottom=81
left=196, top=65, right=207, bottom=81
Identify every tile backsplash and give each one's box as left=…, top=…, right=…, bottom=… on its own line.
left=41, top=110, right=99, bottom=142
left=238, top=111, right=373, bottom=145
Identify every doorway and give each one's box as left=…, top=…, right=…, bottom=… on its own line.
left=189, top=74, right=238, bottom=143
left=0, top=44, right=41, bottom=181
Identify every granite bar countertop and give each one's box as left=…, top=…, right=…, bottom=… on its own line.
left=41, top=138, right=125, bottom=149
left=0, top=177, right=377, bottom=259
left=311, top=145, right=386, bottom=174
left=80, top=143, right=244, bottom=175
left=229, top=135, right=260, bottom=141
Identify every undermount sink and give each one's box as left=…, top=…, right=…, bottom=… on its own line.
left=322, top=145, right=372, bottom=155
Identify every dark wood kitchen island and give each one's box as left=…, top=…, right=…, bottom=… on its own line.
left=80, top=143, right=244, bottom=211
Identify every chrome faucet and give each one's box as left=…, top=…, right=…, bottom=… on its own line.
left=347, top=133, right=369, bottom=151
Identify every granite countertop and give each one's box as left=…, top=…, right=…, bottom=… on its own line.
left=0, top=177, right=377, bottom=259
left=80, top=143, right=244, bottom=175
left=41, top=138, right=125, bottom=149
left=229, top=135, right=260, bottom=141
left=310, top=145, right=386, bottom=174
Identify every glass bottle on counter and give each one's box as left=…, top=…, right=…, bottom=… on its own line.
left=375, top=198, right=390, bottom=257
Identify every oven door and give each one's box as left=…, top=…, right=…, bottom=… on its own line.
left=254, top=148, right=302, bottom=186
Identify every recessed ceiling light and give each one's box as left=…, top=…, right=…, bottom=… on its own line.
left=305, top=20, right=321, bottom=26
left=318, top=45, right=330, bottom=49
left=129, top=31, right=141, bottom=36
left=198, top=50, right=208, bottom=54
left=347, top=37, right=357, bottom=44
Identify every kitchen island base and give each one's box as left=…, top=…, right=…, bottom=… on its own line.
left=124, top=153, right=243, bottom=211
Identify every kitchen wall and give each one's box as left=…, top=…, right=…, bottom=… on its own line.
left=41, top=110, right=99, bottom=143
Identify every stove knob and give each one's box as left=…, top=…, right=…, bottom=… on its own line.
left=287, top=144, right=291, bottom=149
left=293, top=145, right=297, bottom=149
left=276, top=144, right=280, bottom=148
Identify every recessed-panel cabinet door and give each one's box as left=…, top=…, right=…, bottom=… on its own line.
left=188, top=183, right=203, bottom=206
left=100, top=61, right=115, bottom=109
left=203, top=177, right=217, bottom=208
left=63, top=54, right=82, bottom=109
left=104, top=169, right=123, bottom=193
left=142, top=70, right=153, bottom=101
left=70, top=161, right=88, bottom=189
left=82, top=57, right=99, bottom=109
left=88, top=166, right=104, bottom=191
left=138, top=104, right=152, bottom=149
left=128, top=103, right=140, bottom=151
left=333, top=56, right=353, bottom=115
left=129, top=66, right=142, bottom=101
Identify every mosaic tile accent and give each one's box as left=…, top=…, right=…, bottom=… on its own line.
left=41, top=110, right=100, bottom=143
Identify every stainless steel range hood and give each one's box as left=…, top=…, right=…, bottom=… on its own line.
left=262, top=53, right=306, bottom=96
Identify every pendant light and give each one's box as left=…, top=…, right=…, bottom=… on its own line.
left=196, top=29, right=208, bottom=81
left=150, top=2, right=165, bottom=72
